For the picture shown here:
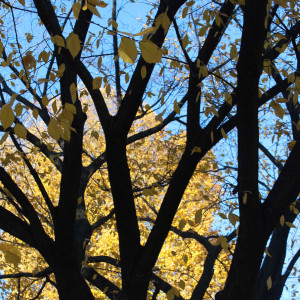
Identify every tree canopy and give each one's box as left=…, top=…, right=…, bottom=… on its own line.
left=0, top=0, right=299, bottom=299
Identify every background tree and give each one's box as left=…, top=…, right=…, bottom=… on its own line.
left=0, top=0, right=299, bottom=299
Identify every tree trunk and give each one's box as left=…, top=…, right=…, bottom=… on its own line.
left=54, top=264, right=94, bottom=300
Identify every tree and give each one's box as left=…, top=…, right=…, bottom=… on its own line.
left=0, top=0, right=299, bottom=299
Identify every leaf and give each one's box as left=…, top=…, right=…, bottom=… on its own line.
left=70, top=83, right=77, bottom=104
left=87, top=4, right=101, bottom=18
left=0, top=243, right=21, bottom=267
left=266, top=276, right=272, bottom=290
left=141, top=65, right=147, bottom=80
left=93, top=77, right=102, bottom=89
left=48, top=117, right=60, bottom=141
left=228, top=212, right=239, bottom=226
left=156, top=12, right=171, bottom=34
left=242, top=192, right=247, bottom=204
left=179, top=279, right=185, bottom=289
left=14, top=124, right=27, bottom=139
left=285, top=222, right=296, bottom=228
left=66, top=33, right=81, bottom=59
left=174, top=99, right=180, bottom=114
left=82, top=0, right=88, bottom=10
left=269, top=100, right=285, bottom=119
left=23, top=53, right=36, bottom=71
left=139, top=40, right=162, bottom=64
left=230, top=44, right=238, bottom=59
left=182, top=7, right=188, bottom=18
left=72, top=2, right=81, bottom=19
left=119, top=37, right=138, bottom=65
left=280, top=215, right=285, bottom=226
left=18, top=0, right=25, bottom=5
left=134, top=27, right=156, bottom=37
left=32, top=108, right=39, bottom=119
left=178, top=219, right=186, bottom=230
left=0, top=104, right=15, bottom=130
left=195, top=209, right=202, bottom=224
left=221, top=127, right=228, bottom=139
left=89, top=0, right=107, bottom=7
left=42, top=95, right=49, bottom=107
left=191, top=147, right=201, bottom=155
left=51, top=35, right=65, bottom=48
left=218, top=213, right=227, bottom=219
left=0, top=132, right=9, bottom=145
left=265, top=248, right=272, bottom=257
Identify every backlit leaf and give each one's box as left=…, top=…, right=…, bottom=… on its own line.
left=66, top=33, right=81, bottom=59
left=119, top=37, right=138, bottom=65
left=51, top=35, right=65, bottom=48
left=266, top=276, right=272, bottom=290
left=139, top=40, right=162, bottom=64
left=14, top=124, right=27, bottom=139
left=195, top=209, right=202, bottom=224
left=0, top=104, right=14, bottom=130
left=48, top=117, right=60, bottom=141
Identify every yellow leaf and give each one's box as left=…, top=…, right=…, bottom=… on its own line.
left=221, top=127, right=228, bottom=139
left=156, top=12, right=171, bottom=34
left=0, top=132, right=9, bottom=145
left=0, top=104, right=14, bottom=130
left=266, top=276, right=272, bottom=290
left=65, top=103, right=77, bottom=115
left=182, top=35, right=189, bottom=49
left=230, top=44, right=238, bottom=59
left=179, top=279, right=185, bottom=289
left=178, top=219, right=186, bottom=230
left=269, top=100, right=285, bottom=119
left=198, top=26, right=208, bottom=37
left=0, top=243, right=21, bottom=267
left=89, top=0, right=107, bottom=7
left=72, top=2, right=81, bottom=19
left=56, top=63, right=65, bottom=78
left=23, top=53, right=36, bottom=71
left=87, top=4, right=101, bottom=18
left=51, top=35, right=65, bottom=48
left=119, top=37, right=137, bottom=65
left=48, top=117, right=60, bottom=141
left=221, top=238, right=228, bottom=250
left=93, top=77, right=102, bottom=89
left=139, top=40, right=162, bottom=64
left=32, top=108, right=39, bottom=119
left=182, top=7, right=188, bottom=18
left=82, top=0, right=88, bottom=10
left=134, top=27, right=156, bottom=37
left=18, top=0, right=25, bottom=5
left=218, top=213, right=227, bottom=219
left=70, top=83, right=77, bottom=104
left=195, top=209, right=202, bottom=224
left=125, top=73, right=129, bottom=83
left=191, top=147, right=201, bottom=155
left=243, top=192, right=247, bottom=204
left=265, top=248, right=272, bottom=257
left=66, top=33, right=81, bottom=59
left=174, top=99, right=180, bottom=114
left=42, top=95, right=49, bottom=107
left=14, top=124, right=27, bottom=139
left=228, top=212, right=239, bottom=226
left=280, top=215, right=285, bottom=226
left=141, top=65, right=147, bottom=80
left=285, top=222, right=296, bottom=228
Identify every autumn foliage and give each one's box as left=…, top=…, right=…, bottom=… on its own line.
left=0, top=0, right=299, bottom=300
